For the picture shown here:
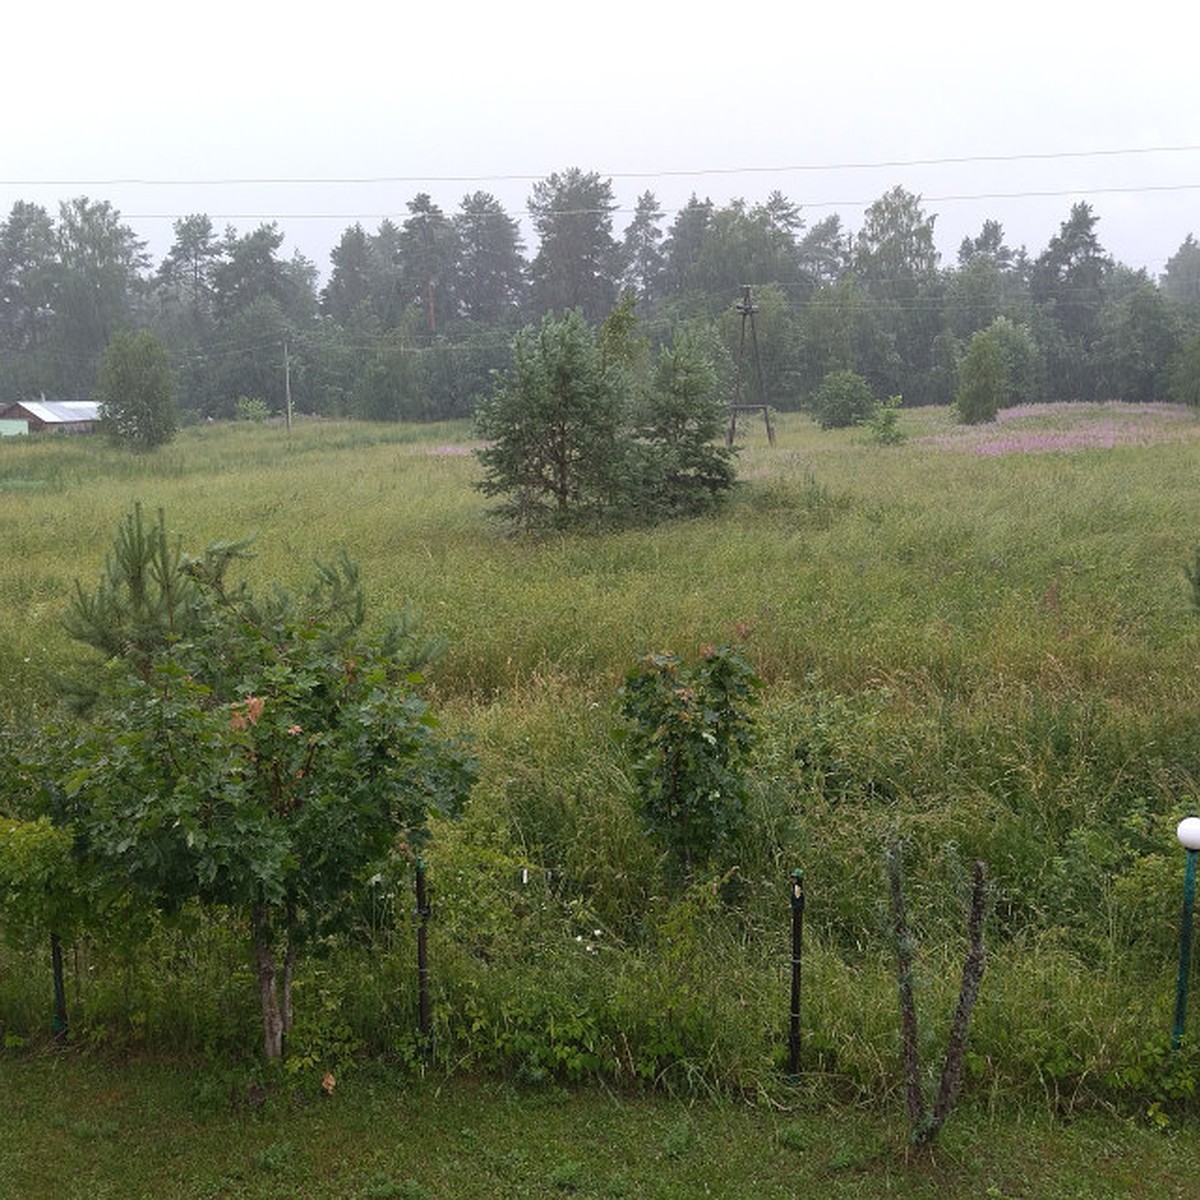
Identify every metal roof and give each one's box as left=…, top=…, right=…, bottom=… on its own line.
left=11, top=400, right=101, bottom=423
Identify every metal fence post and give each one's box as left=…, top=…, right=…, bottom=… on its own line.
left=415, top=857, right=432, bottom=1057
left=788, top=868, right=805, bottom=1077
left=1172, top=823, right=1200, bottom=1050
left=51, top=932, right=68, bottom=1044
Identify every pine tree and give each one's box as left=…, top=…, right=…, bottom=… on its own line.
left=474, top=309, right=628, bottom=529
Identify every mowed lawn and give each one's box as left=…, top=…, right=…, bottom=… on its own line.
left=4, top=1054, right=1199, bottom=1200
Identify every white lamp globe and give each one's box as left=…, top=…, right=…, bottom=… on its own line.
left=1177, top=816, right=1200, bottom=852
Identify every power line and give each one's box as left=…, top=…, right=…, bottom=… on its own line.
left=3, top=144, right=1199, bottom=189
left=95, top=181, right=1200, bottom=225
left=919, top=182, right=1200, bottom=205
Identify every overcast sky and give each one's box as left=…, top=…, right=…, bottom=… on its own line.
left=6, top=0, right=1198, bottom=280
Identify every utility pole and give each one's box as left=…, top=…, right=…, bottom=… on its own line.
left=283, top=340, right=293, bottom=432
left=727, top=285, right=775, bottom=446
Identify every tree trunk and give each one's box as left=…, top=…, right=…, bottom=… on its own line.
left=886, top=843, right=989, bottom=1149
left=281, top=899, right=297, bottom=1060
left=252, top=905, right=283, bottom=1061
left=926, top=860, right=988, bottom=1142
left=886, top=840, right=926, bottom=1133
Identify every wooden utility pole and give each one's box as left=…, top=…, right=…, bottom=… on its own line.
left=283, top=340, right=293, bottom=432
left=727, top=285, right=775, bottom=446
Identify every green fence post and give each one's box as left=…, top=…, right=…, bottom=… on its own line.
left=1172, top=818, right=1200, bottom=1051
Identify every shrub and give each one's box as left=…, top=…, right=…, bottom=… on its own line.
left=60, top=507, right=476, bottom=1060
left=1168, top=330, right=1200, bottom=406
left=811, top=370, right=875, bottom=430
left=618, top=645, right=760, bottom=883
left=234, top=395, right=270, bottom=423
left=863, top=394, right=906, bottom=445
left=956, top=327, right=1008, bottom=423
left=628, top=328, right=737, bottom=520
left=97, top=329, right=177, bottom=450
left=474, top=309, right=630, bottom=530
left=987, top=316, right=1039, bottom=406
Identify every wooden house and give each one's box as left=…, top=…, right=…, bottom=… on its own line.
left=0, top=399, right=101, bottom=433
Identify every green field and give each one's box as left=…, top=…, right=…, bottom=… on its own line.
left=4, top=404, right=1200, bottom=1193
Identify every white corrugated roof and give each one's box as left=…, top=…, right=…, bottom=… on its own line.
left=16, top=400, right=101, bottom=423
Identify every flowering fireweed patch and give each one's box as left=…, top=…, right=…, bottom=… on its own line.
left=921, top=401, right=1200, bottom=456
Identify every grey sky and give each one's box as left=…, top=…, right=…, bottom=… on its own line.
left=6, top=0, right=1198, bottom=278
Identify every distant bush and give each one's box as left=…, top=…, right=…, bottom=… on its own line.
left=234, top=395, right=269, bottom=423
left=987, top=316, right=1039, bottom=407
left=811, top=370, right=875, bottom=430
left=97, top=329, right=177, bottom=450
left=956, top=327, right=1007, bottom=423
left=956, top=317, right=1038, bottom=422
left=863, top=394, right=906, bottom=445
left=1168, top=330, right=1200, bottom=406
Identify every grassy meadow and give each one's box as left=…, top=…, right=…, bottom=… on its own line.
left=5, top=401, right=1200, bottom=1184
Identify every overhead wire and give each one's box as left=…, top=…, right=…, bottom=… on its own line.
left=3, top=142, right=1198, bottom=232
left=3, top=137, right=1189, bottom=370
left=89, top=176, right=1200, bottom=225
left=3, top=142, right=1199, bottom=187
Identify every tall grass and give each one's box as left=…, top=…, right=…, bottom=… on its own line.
left=4, top=404, right=1200, bottom=1107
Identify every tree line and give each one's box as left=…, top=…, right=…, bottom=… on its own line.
left=3, top=170, right=1200, bottom=420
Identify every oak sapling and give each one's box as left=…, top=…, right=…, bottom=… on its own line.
left=61, top=508, right=475, bottom=1060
